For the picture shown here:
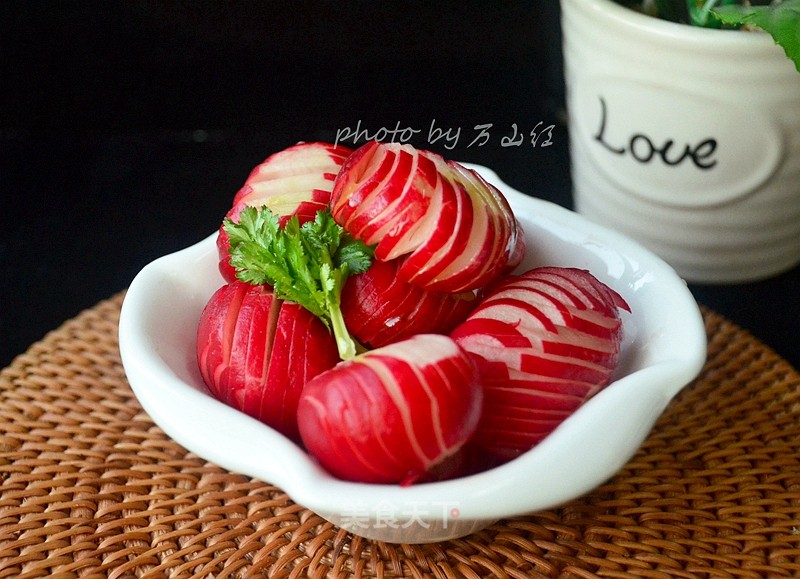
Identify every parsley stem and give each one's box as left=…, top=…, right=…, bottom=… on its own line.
left=329, top=300, right=359, bottom=360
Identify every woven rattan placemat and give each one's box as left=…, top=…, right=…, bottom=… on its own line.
left=1, top=293, right=799, bottom=578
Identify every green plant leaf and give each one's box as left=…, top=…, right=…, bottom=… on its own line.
left=224, top=206, right=374, bottom=360
left=688, top=0, right=742, bottom=28
left=714, top=0, right=800, bottom=72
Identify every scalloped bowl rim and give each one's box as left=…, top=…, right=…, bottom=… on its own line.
left=118, top=163, right=707, bottom=543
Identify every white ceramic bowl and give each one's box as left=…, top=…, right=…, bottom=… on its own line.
left=119, top=164, right=707, bottom=544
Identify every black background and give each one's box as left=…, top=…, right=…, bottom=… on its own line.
left=2, top=1, right=798, bottom=370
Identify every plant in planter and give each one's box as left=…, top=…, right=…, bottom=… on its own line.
left=559, top=0, right=800, bottom=284
left=616, top=1, right=800, bottom=68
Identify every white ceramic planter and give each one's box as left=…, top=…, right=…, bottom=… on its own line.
left=560, top=0, right=800, bottom=284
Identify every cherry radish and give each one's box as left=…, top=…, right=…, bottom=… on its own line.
left=297, top=334, right=483, bottom=484
left=451, top=267, right=630, bottom=460
left=197, top=280, right=340, bottom=441
left=340, top=258, right=477, bottom=349
left=330, top=141, right=523, bottom=293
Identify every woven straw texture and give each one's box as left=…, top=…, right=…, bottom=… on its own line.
left=1, top=293, right=799, bottom=578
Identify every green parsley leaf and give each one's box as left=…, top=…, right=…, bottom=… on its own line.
left=223, top=206, right=374, bottom=360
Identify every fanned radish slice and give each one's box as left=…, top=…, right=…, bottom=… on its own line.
left=196, top=281, right=339, bottom=441
left=368, top=151, right=448, bottom=262
left=419, top=164, right=518, bottom=292
left=347, top=147, right=420, bottom=240
left=332, top=143, right=443, bottom=262
left=234, top=176, right=333, bottom=219
left=196, top=281, right=251, bottom=405
left=329, top=141, right=399, bottom=227
left=451, top=267, right=629, bottom=460
left=397, top=172, right=472, bottom=286
left=330, top=141, right=522, bottom=293
left=297, top=334, right=482, bottom=484
left=340, top=259, right=477, bottom=349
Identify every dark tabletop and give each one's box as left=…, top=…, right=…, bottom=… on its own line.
left=2, top=1, right=798, bottom=370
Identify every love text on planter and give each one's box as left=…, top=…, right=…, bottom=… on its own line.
left=593, top=96, right=717, bottom=169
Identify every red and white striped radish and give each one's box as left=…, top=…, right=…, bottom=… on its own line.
left=196, top=280, right=340, bottom=441
left=296, top=334, right=483, bottom=484
left=340, top=258, right=478, bottom=349
left=330, top=141, right=523, bottom=293
left=450, top=267, right=630, bottom=460
left=217, top=142, right=352, bottom=282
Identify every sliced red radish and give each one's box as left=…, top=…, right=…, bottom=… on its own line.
left=340, top=258, right=477, bottom=349
left=450, top=267, right=630, bottom=460
left=396, top=170, right=472, bottom=287
left=296, top=334, right=483, bottom=484
left=417, top=163, right=518, bottom=292
left=330, top=141, right=523, bottom=293
left=196, top=280, right=340, bottom=441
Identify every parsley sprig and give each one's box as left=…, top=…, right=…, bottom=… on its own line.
left=224, top=206, right=374, bottom=360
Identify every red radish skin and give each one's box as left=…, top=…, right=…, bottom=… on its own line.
left=340, top=258, right=477, bottom=349
left=333, top=142, right=440, bottom=262
left=450, top=267, right=630, bottom=461
left=347, top=147, right=425, bottom=245
left=397, top=172, right=471, bottom=288
left=196, top=281, right=340, bottom=441
left=296, top=334, right=483, bottom=484
left=412, top=163, right=518, bottom=293
left=217, top=142, right=352, bottom=282
left=330, top=141, right=523, bottom=293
